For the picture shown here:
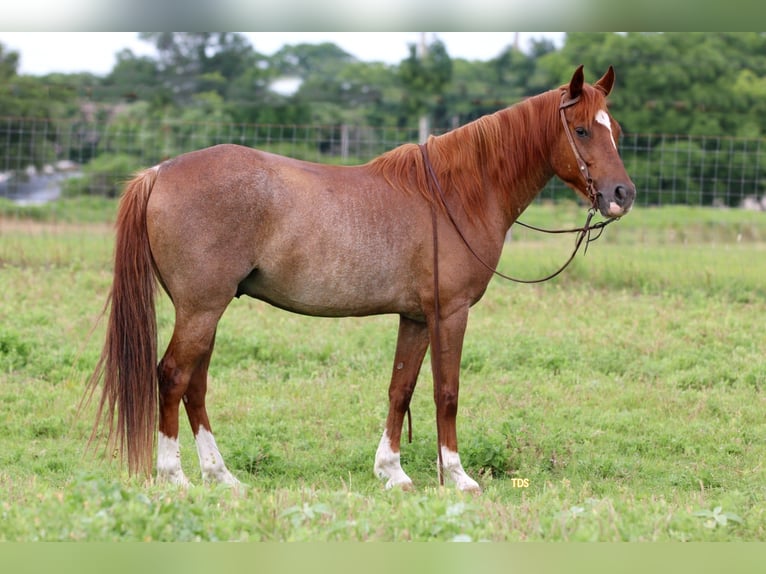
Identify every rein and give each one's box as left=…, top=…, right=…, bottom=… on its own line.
left=418, top=90, right=617, bottom=285
left=418, top=143, right=614, bottom=284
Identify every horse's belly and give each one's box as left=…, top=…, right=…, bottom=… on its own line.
left=240, top=265, right=416, bottom=318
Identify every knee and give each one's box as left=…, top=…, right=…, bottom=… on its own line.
left=436, top=389, right=458, bottom=417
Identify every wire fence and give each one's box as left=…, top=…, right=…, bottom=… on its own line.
left=1, top=116, right=765, bottom=209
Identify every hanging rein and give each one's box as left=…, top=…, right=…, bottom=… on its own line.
left=420, top=91, right=617, bottom=285
left=416, top=91, right=618, bottom=485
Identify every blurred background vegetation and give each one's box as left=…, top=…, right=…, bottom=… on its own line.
left=2, top=32, right=766, bottom=206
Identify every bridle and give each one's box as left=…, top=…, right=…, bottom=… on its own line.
left=557, top=91, right=598, bottom=209
left=418, top=91, right=617, bottom=485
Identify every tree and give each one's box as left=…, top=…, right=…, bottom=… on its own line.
left=537, top=32, right=766, bottom=137
left=0, top=43, right=19, bottom=80
left=266, top=42, right=406, bottom=128
left=269, top=42, right=355, bottom=78
left=0, top=42, right=86, bottom=171
left=103, top=49, right=165, bottom=105
left=138, top=33, right=257, bottom=104
left=732, top=68, right=766, bottom=136
left=398, top=36, right=452, bottom=136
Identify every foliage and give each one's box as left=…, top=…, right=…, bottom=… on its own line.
left=617, top=134, right=761, bottom=207
left=4, top=33, right=766, bottom=207
left=101, top=50, right=169, bottom=108
left=541, top=32, right=766, bottom=137
left=6, top=33, right=766, bottom=138
left=62, top=153, right=142, bottom=198
left=397, top=38, right=453, bottom=123
left=694, top=506, right=743, bottom=529
left=139, top=33, right=258, bottom=104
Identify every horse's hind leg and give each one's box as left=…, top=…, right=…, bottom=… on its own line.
left=182, top=329, right=240, bottom=486
left=374, top=315, right=429, bottom=490
left=156, top=308, right=238, bottom=486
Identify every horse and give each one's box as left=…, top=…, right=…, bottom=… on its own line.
left=86, top=65, right=635, bottom=493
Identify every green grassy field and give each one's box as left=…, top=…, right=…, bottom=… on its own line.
left=0, top=199, right=764, bottom=541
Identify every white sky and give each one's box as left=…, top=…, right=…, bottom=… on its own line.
left=0, top=32, right=564, bottom=76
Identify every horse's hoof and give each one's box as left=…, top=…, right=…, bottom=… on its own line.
left=459, top=483, right=482, bottom=496
left=386, top=479, right=415, bottom=492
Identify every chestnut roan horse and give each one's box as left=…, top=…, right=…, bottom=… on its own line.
left=87, top=65, right=635, bottom=492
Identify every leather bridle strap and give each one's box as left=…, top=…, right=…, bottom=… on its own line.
left=428, top=169, right=446, bottom=487
left=558, top=92, right=598, bottom=208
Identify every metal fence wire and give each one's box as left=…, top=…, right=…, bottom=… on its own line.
left=1, top=117, right=765, bottom=208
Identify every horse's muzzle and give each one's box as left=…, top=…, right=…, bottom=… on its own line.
left=597, top=182, right=636, bottom=218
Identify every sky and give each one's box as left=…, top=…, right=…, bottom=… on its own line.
left=0, top=32, right=564, bottom=76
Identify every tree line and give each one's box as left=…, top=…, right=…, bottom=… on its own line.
left=4, top=33, right=766, bottom=135
left=2, top=32, right=766, bottom=205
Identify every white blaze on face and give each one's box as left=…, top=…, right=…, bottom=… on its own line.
left=595, top=110, right=617, bottom=149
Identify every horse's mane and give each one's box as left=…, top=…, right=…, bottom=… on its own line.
left=367, top=82, right=609, bottom=222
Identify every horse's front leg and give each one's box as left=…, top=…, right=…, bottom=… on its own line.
left=374, top=315, right=430, bottom=490
left=429, top=306, right=482, bottom=493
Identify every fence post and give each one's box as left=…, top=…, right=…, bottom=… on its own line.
left=341, top=124, right=349, bottom=163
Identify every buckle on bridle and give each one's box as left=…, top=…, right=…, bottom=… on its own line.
left=559, top=93, right=581, bottom=110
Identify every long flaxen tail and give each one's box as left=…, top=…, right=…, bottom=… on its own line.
left=86, top=167, right=160, bottom=478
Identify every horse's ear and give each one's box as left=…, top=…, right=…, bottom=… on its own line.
left=594, top=65, right=615, bottom=96
left=568, top=65, right=585, bottom=100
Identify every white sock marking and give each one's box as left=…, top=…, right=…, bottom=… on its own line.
left=595, top=110, right=617, bottom=149
left=194, top=427, right=240, bottom=486
left=440, top=447, right=481, bottom=493
left=374, top=430, right=414, bottom=489
left=157, top=432, right=190, bottom=486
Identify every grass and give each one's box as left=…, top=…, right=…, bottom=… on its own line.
left=0, top=199, right=765, bottom=541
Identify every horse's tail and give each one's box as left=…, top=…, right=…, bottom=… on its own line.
left=86, top=167, right=160, bottom=477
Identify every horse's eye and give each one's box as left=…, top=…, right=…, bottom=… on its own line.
left=574, top=126, right=588, bottom=138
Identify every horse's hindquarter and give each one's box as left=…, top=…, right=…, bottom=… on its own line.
left=146, top=145, right=430, bottom=317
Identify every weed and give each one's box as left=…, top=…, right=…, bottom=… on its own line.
left=694, top=506, right=743, bottom=529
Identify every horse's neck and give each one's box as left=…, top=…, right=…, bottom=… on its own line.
left=446, top=95, right=558, bottom=232
left=501, top=162, right=556, bottom=230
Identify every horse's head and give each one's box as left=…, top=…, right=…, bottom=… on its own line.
left=552, top=65, right=636, bottom=219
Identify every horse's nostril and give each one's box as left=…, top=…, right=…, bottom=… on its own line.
left=614, top=185, right=629, bottom=205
